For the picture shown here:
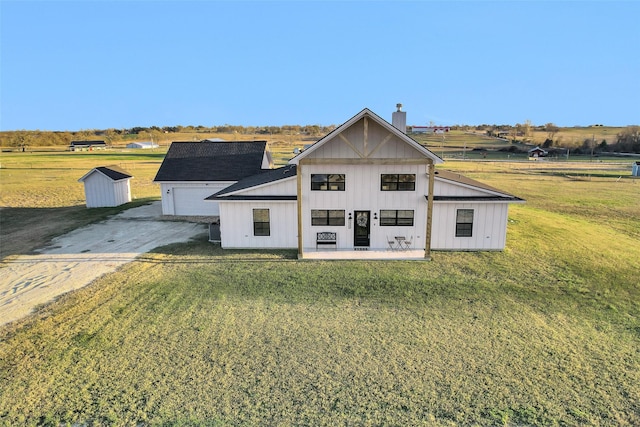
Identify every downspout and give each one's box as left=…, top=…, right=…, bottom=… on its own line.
left=296, top=162, right=303, bottom=259
left=424, top=159, right=435, bottom=260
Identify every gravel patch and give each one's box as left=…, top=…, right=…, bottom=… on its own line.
left=0, top=201, right=207, bottom=326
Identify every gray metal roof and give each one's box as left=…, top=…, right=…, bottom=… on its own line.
left=434, top=169, right=521, bottom=199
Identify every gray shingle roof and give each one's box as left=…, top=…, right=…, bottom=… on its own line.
left=79, top=166, right=132, bottom=182
left=210, top=165, right=297, bottom=198
left=154, top=140, right=269, bottom=182
left=96, top=166, right=132, bottom=181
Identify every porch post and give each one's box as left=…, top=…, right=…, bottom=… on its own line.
left=296, top=162, right=303, bottom=259
left=424, top=159, right=435, bottom=260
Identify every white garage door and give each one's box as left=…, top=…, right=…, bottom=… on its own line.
left=173, top=187, right=220, bottom=216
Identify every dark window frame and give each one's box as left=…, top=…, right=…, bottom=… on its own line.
left=379, top=209, right=414, bottom=226
left=253, top=208, right=270, bottom=236
left=311, top=209, right=346, bottom=226
left=311, top=174, right=345, bottom=191
left=455, top=209, right=474, bottom=237
left=380, top=174, right=416, bottom=191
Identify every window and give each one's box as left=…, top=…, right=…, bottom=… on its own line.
left=455, top=209, right=474, bottom=237
left=380, top=210, right=414, bottom=226
left=253, top=208, right=270, bottom=236
left=381, top=174, right=416, bottom=191
left=311, top=210, right=345, bottom=226
left=311, top=174, right=345, bottom=191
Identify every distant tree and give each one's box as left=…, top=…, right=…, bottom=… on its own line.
left=597, top=140, right=608, bottom=152
left=542, top=138, right=554, bottom=148
left=523, top=119, right=533, bottom=140
left=615, top=126, right=640, bottom=153
left=545, top=123, right=560, bottom=142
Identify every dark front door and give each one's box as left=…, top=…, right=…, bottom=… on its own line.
left=354, top=210, right=370, bottom=247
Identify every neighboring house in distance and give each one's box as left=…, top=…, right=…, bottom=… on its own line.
left=153, top=140, right=273, bottom=216
left=78, top=166, right=132, bottom=208
left=69, top=140, right=108, bottom=151
left=528, top=146, right=548, bottom=159
left=126, top=141, right=159, bottom=149
left=208, top=108, right=524, bottom=258
left=632, top=161, right=640, bottom=177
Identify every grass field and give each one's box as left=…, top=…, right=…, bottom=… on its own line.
left=1, top=148, right=639, bottom=425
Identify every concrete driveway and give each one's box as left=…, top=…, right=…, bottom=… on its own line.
left=0, top=201, right=207, bottom=326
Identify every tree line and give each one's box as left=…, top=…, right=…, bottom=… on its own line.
left=1, top=125, right=638, bottom=154
left=0, top=124, right=336, bottom=148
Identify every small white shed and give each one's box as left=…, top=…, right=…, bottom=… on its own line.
left=78, top=166, right=133, bottom=208
left=632, top=161, right=640, bottom=177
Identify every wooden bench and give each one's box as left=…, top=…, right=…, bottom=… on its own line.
left=316, top=232, right=337, bottom=250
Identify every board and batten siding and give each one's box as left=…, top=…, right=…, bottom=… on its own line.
left=218, top=201, right=297, bottom=248
left=159, top=182, right=233, bottom=216
left=301, top=163, right=429, bottom=250
left=83, top=173, right=131, bottom=208
left=431, top=202, right=509, bottom=250
left=309, top=117, right=425, bottom=161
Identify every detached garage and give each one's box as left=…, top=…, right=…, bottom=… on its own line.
left=78, top=166, right=132, bottom=208
left=154, top=140, right=273, bottom=216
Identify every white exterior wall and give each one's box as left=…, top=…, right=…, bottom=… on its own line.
left=219, top=201, right=297, bottom=248
left=159, top=182, right=234, bottom=216
left=83, top=173, right=131, bottom=208
left=431, top=202, right=509, bottom=250
left=300, top=163, right=430, bottom=251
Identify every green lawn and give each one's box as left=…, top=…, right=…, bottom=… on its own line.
left=1, top=156, right=639, bottom=426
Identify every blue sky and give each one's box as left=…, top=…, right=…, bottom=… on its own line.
left=1, top=0, right=638, bottom=130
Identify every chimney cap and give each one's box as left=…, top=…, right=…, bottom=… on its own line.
left=396, top=103, right=403, bottom=111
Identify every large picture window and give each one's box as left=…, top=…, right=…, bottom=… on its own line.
left=380, top=210, right=414, bottom=226
left=455, top=209, right=474, bottom=237
left=253, top=208, right=270, bottom=236
left=311, top=210, right=345, bottom=226
left=381, top=174, right=416, bottom=191
left=311, top=174, right=345, bottom=191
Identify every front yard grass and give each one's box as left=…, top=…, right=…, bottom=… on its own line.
left=0, top=158, right=638, bottom=426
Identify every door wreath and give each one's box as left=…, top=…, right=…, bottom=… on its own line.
left=356, top=212, right=368, bottom=227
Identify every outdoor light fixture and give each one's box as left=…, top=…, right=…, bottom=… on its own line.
left=348, top=212, right=352, bottom=229
left=373, top=212, right=378, bottom=220
left=166, top=189, right=170, bottom=194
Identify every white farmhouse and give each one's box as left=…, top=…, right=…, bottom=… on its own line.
left=78, top=166, right=132, bottom=208
left=208, top=108, right=524, bottom=259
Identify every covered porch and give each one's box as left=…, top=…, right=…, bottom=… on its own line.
left=300, top=248, right=429, bottom=261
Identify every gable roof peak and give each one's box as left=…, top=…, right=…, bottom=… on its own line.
left=289, top=107, right=443, bottom=164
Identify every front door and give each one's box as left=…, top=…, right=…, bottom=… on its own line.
left=354, top=210, right=370, bottom=247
